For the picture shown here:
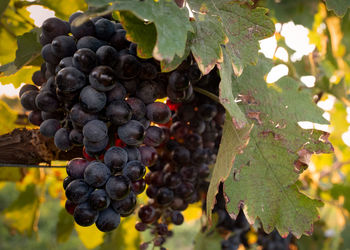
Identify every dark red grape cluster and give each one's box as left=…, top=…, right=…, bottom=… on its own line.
left=19, top=10, right=225, bottom=242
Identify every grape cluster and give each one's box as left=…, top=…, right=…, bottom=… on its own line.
left=19, top=12, right=174, bottom=232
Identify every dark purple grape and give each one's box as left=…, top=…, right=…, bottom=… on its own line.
left=77, top=36, right=107, bottom=52
left=19, top=84, right=38, bottom=98
left=41, top=44, right=61, bottom=65
left=82, top=120, right=108, bottom=142
left=122, top=78, right=138, bottom=94
left=139, top=62, right=158, bottom=80
left=96, top=45, right=119, bottom=67
left=32, top=70, right=46, bottom=86
left=89, top=66, right=117, bottom=92
left=154, top=236, right=165, bottom=246
left=54, top=128, right=72, bottom=151
left=74, top=202, right=99, bottom=227
left=146, top=102, right=171, bottom=124
left=105, top=175, right=131, bottom=200
left=70, top=104, right=98, bottom=127
left=125, top=146, right=141, bottom=162
left=72, top=48, right=97, bottom=73
left=144, top=126, right=166, bottom=147
left=95, top=207, right=120, bottom=232
left=83, top=135, right=109, bottom=153
left=168, top=70, right=189, bottom=90
left=139, top=146, right=158, bottom=167
left=180, top=166, right=198, bottom=182
left=138, top=205, right=158, bottom=224
left=156, top=187, right=174, bottom=206
left=106, top=100, right=132, bottom=125
left=69, top=129, right=83, bottom=145
left=167, top=84, right=193, bottom=103
left=79, top=86, right=106, bottom=113
left=69, top=12, right=83, bottom=24
left=56, top=66, right=86, bottom=93
left=84, top=161, right=111, bottom=187
left=71, top=18, right=96, bottom=40
left=115, top=54, right=141, bottom=80
left=41, top=76, right=56, bottom=94
left=146, top=185, right=158, bottom=198
left=41, top=17, right=70, bottom=40
left=65, top=199, right=76, bottom=215
left=35, top=91, right=60, bottom=112
left=65, top=179, right=92, bottom=204
left=171, top=197, right=188, bottom=211
left=171, top=211, right=184, bottom=225
left=51, top=35, right=77, bottom=58
left=118, top=120, right=145, bottom=146
left=66, top=158, right=89, bottom=179
left=123, top=160, right=145, bottom=182
left=136, top=80, right=159, bottom=104
left=184, top=133, right=203, bottom=151
left=95, top=18, right=116, bottom=40
left=89, top=189, right=110, bottom=211
left=55, top=57, right=74, bottom=73
left=20, top=90, right=38, bottom=110
left=198, top=103, right=217, bottom=121
left=110, top=29, right=130, bottom=50
left=104, top=146, right=128, bottom=172
left=164, top=172, right=182, bottom=189
left=131, top=178, right=146, bottom=194
left=106, top=83, right=126, bottom=103
left=111, top=191, right=136, bottom=216
left=175, top=182, right=194, bottom=198
left=135, top=222, right=147, bottom=232
left=126, top=97, right=146, bottom=121
left=28, top=110, right=43, bottom=126
left=171, top=146, right=190, bottom=164
left=40, top=119, right=60, bottom=137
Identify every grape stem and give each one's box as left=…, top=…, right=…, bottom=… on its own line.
left=193, top=87, right=220, bottom=103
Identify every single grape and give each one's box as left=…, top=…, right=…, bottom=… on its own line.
left=135, top=222, right=147, bottom=232
left=136, top=80, right=159, bottom=104
left=95, top=18, right=116, bottom=40
left=138, top=205, right=158, bottom=224
left=171, top=211, right=184, bottom=225
left=66, top=158, right=89, bottom=179
left=139, top=62, right=158, bottom=80
left=63, top=176, right=73, bottom=190
left=65, top=199, right=77, bottom=215
left=69, top=129, right=83, bottom=145
left=71, top=18, right=96, bottom=40
left=41, top=17, right=70, bottom=40
left=82, top=120, right=108, bottom=142
left=77, top=36, right=107, bottom=52
left=168, top=70, right=190, bottom=90
left=171, top=146, right=190, bottom=164
left=163, top=172, right=182, bottom=189
left=84, top=161, right=111, bottom=188
left=144, top=126, right=166, bottom=147
left=123, top=160, right=145, bottom=182
left=51, top=35, right=77, bottom=58
left=96, top=45, right=119, bottom=67
left=104, top=146, right=128, bottom=172
left=65, top=179, right=92, bottom=204
left=198, top=103, right=217, bottom=121
left=122, top=78, right=138, bottom=94
left=124, top=146, right=141, bottom=162
left=131, top=178, right=146, bottom=194
left=105, top=100, right=132, bottom=126
left=111, top=191, right=136, bottom=216
left=40, top=119, right=60, bottom=137
left=41, top=44, right=61, bottom=65
left=19, top=84, right=39, bottom=98
left=79, top=86, right=106, bottom=113
left=105, top=175, right=131, bottom=200
left=156, top=187, right=174, bottom=206
left=56, top=66, right=86, bottom=93
left=146, top=102, right=171, bottom=124
left=89, top=189, right=110, bottom=211
left=106, top=83, right=126, bottom=103
left=28, top=110, right=43, bottom=126
left=69, top=11, right=83, bottom=24
left=54, top=128, right=72, bottom=151
left=70, top=104, right=98, bottom=128
left=95, top=207, right=120, bottom=232
left=110, top=29, right=130, bottom=50
left=139, top=146, right=158, bottom=167
left=184, top=133, right=203, bottom=151
left=74, top=202, right=99, bottom=227
left=89, top=65, right=117, bottom=92
left=72, top=48, right=97, bottom=73
left=83, top=135, right=109, bottom=153
left=115, top=54, right=141, bottom=80
left=32, top=70, right=46, bottom=86
left=35, top=91, right=60, bottom=112
left=20, top=90, right=38, bottom=110
left=117, top=120, right=145, bottom=146
left=41, top=110, right=64, bottom=120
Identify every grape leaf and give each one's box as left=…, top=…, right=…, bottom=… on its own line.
left=0, top=28, right=42, bottom=76
left=330, top=184, right=350, bottom=213
left=222, top=55, right=333, bottom=237
left=75, top=224, right=105, bottom=248
left=56, top=208, right=74, bottom=243
left=118, top=11, right=156, bottom=59
left=190, top=13, right=226, bottom=74
left=0, top=66, right=40, bottom=88
left=188, top=0, right=274, bottom=75
left=87, top=0, right=194, bottom=62
left=324, top=0, right=350, bottom=17
left=2, top=184, right=40, bottom=236
left=265, top=0, right=319, bottom=28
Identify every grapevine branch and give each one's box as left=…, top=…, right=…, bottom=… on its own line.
left=0, top=128, right=82, bottom=167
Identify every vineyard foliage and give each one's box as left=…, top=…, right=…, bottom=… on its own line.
left=0, top=0, right=350, bottom=249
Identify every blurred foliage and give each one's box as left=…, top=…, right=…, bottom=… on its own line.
left=0, top=0, right=349, bottom=249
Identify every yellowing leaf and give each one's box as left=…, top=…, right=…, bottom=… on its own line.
left=75, top=224, right=105, bottom=249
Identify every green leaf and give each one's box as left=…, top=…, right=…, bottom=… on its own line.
left=0, top=28, right=42, bottom=76
left=206, top=113, right=252, bottom=220
left=37, top=0, right=87, bottom=19
left=189, top=1, right=274, bottom=75
left=330, top=184, right=350, bottom=213
left=265, top=0, right=319, bottom=28
left=194, top=230, right=222, bottom=250
left=0, top=100, right=18, bottom=134
left=190, top=13, right=226, bottom=74
left=99, top=216, right=140, bottom=250
left=87, top=0, right=193, bottom=62
left=223, top=55, right=333, bottom=237
left=0, top=66, right=40, bottom=88
left=56, top=208, right=74, bottom=243
left=118, top=11, right=156, bottom=59
left=2, top=184, right=40, bottom=236
left=324, top=0, right=350, bottom=17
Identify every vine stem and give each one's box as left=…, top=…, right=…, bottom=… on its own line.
left=193, top=87, right=220, bottom=103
